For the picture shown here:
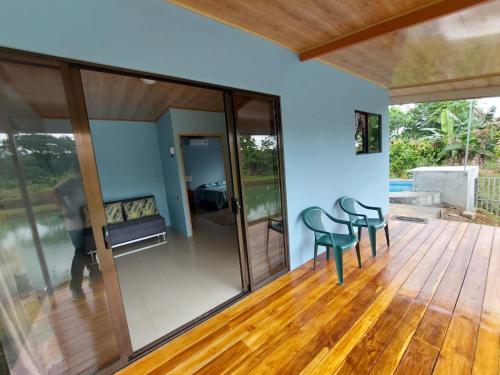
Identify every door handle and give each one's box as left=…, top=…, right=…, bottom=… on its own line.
left=102, top=225, right=111, bottom=249
left=231, top=197, right=241, bottom=215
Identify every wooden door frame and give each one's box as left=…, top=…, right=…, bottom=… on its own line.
left=61, top=63, right=134, bottom=366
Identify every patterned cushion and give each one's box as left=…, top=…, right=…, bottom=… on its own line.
left=123, top=199, right=142, bottom=220
left=141, top=197, right=159, bottom=217
left=104, top=202, right=124, bottom=224
left=81, top=206, right=92, bottom=228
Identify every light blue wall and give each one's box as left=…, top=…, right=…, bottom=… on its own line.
left=0, top=0, right=389, bottom=269
left=183, top=138, right=225, bottom=190
left=155, top=111, right=187, bottom=236
left=156, top=109, right=228, bottom=237
left=90, top=120, right=170, bottom=223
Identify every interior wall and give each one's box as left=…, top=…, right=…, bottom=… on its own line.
left=156, top=110, right=190, bottom=236
left=156, top=109, right=228, bottom=237
left=89, top=120, right=170, bottom=223
left=0, top=0, right=389, bottom=270
left=182, top=137, right=225, bottom=190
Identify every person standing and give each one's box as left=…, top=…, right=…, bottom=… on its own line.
left=55, top=174, right=101, bottom=301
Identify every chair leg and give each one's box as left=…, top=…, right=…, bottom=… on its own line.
left=265, top=227, right=270, bottom=254
left=358, top=227, right=362, bottom=242
left=355, top=242, right=362, bottom=268
left=326, top=246, right=330, bottom=261
left=313, top=242, right=318, bottom=269
left=384, top=223, right=390, bottom=247
left=334, top=246, right=344, bottom=285
left=368, top=226, right=377, bottom=257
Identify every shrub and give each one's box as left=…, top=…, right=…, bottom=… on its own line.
left=390, top=139, right=439, bottom=178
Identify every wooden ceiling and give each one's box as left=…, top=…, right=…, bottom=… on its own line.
left=81, top=70, right=224, bottom=121
left=0, top=61, right=224, bottom=122
left=168, top=0, right=500, bottom=103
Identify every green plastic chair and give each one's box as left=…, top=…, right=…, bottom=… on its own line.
left=338, top=196, right=389, bottom=258
left=301, top=207, right=360, bottom=284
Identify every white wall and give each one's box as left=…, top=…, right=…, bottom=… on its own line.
left=0, top=0, right=389, bottom=269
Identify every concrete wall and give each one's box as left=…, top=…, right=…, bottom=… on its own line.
left=89, top=120, right=170, bottom=222
left=412, top=166, right=478, bottom=210
left=0, top=0, right=389, bottom=269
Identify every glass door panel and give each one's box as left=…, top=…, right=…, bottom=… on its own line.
left=80, top=69, right=245, bottom=351
left=0, top=57, right=121, bottom=374
left=233, top=94, right=288, bottom=288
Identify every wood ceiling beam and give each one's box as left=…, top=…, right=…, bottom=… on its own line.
left=299, top=0, right=489, bottom=61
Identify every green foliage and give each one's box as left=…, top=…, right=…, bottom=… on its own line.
left=0, top=133, right=78, bottom=205
left=389, top=100, right=500, bottom=176
left=240, top=135, right=278, bottom=177
left=389, top=139, right=439, bottom=178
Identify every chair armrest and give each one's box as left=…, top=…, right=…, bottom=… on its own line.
left=324, top=212, right=355, bottom=236
left=356, top=201, right=384, bottom=221
left=303, top=222, right=331, bottom=236
left=339, top=207, right=368, bottom=226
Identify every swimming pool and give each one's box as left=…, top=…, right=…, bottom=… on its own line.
left=390, top=180, right=413, bottom=192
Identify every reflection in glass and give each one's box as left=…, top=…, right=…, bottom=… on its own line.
left=368, top=114, right=381, bottom=153
left=235, top=96, right=286, bottom=285
left=0, top=60, right=119, bottom=374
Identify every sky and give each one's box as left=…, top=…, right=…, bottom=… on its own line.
left=393, top=96, right=500, bottom=115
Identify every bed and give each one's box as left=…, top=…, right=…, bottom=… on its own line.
left=195, top=181, right=228, bottom=210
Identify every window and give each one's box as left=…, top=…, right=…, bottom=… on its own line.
left=355, top=110, right=381, bottom=154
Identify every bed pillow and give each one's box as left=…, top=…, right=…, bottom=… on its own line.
left=104, top=202, right=124, bottom=224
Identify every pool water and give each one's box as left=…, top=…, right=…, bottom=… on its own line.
left=390, top=180, right=413, bottom=192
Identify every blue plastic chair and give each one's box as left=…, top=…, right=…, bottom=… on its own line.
left=339, top=196, right=389, bottom=257
left=301, top=207, right=360, bottom=284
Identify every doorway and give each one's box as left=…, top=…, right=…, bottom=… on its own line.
left=0, top=48, right=289, bottom=373
left=79, top=69, right=246, bottom=351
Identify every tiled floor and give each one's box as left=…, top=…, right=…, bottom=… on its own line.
left=115, top=214, right=242, bottom=350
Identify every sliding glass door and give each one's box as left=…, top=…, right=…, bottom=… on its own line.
left=0, top=49, right=289, bottom=374
left=231, top=93, right=288, bottom=289
left=0, top=54, right=127, bottom=374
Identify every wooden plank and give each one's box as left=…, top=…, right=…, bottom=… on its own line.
left=118, top=222, right=500, bottom=375
left=306, top=221, right=450, bottom=374
left=242, top=222, right=436, bottom=375
left=299, top=0, right=488, bottom=60
left=334, top=222, right=464, bottom=375
left=223, top=223, right=427, bottom=375
left=148, top=224, right=410, bottom=374
left=393, top=223, right=481, bottom=374
left=433, top=225, right=495, bottom=374
left=472, top=227, right=500, bottom=375
left=369, top=223, right=469, bottom=375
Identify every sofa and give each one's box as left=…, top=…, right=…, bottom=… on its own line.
left=82, top=195, right=166, bottom=253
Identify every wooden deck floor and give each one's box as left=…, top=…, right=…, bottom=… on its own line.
left=119, top=219, right=499, bottom=375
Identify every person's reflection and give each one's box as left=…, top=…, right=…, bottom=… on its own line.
left=55, top=174, right=102, bottom=301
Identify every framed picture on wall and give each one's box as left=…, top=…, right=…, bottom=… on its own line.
left=355, top=110, right=381, bottom=154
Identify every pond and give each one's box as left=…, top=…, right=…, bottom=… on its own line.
left=0, top=210, right=78, bottom=292
left=243, top=183, right=281, bottom=222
